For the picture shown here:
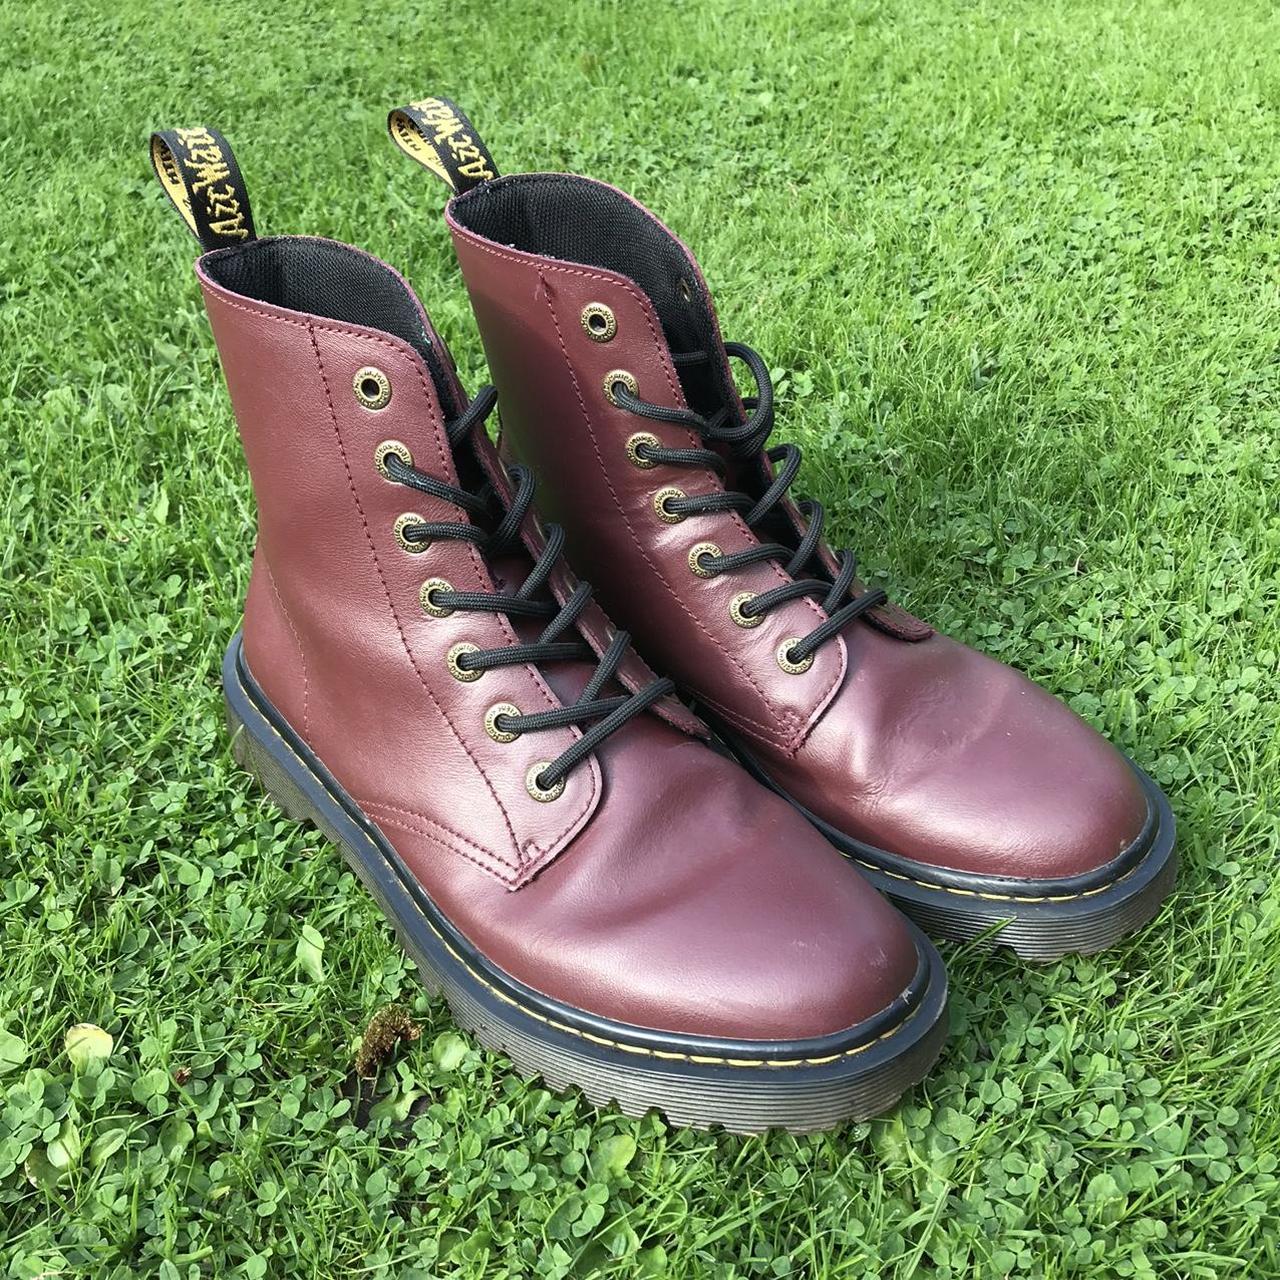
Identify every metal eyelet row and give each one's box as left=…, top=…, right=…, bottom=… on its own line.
left=610, top=387, right=812, bottom=675
left=377, top=443, right=428, bottom=559
left=371, top=440, right=568, bottom=798
left=448, top=650, right=564, bottom=799
left=485, top=709, right=563, bottom=801
left=692, top=551, right=812, bottom=674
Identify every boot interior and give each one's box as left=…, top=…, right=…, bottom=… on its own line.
left=451, top=174, right=725, bottom=385
left=202, top=237, right=459, bottom=415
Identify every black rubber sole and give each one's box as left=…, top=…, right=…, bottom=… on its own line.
left=222, top=634, right=949, bottom=1133
left=717, top=729, right=1177, bottom=962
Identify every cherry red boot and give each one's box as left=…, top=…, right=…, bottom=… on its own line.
left=149, top=125, right=947, bottom=1132
left=390, top=98, right=1177, bottom=960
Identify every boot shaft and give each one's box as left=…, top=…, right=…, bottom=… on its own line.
left=398, top=134, right=930, bottom=752
left=151, top=126, right=700, bottom=882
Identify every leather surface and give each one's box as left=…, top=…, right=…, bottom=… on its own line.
left=383, top=714, right=921, bottom=1038
left=448, top=191, right=1150, bottom=880
left=198, top=237, right=919, bottom=1037
left=769, top=626, right=1148, bottom=879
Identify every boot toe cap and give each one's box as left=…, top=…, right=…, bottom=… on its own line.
left=453, top=736, right=927, bottom=1044
left=884, top=691, right=1151, bottom=883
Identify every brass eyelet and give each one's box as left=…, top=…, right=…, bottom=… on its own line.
left=526, top=761, right=565, bottom=802
left=353, top=366, right=392, bottom=411
left=653, top=486, right=686, bottom=524
left=419, top=578, right=455, bottom=618
left=446, top=642, right=483, bottom=682
left=625, top=432, right=661, bottom=469
left=687, top=542, right=721, bottom=578
left=581, top=303, right=617, bottom=342
left=374, top=439, right=413, bottom=479
left=729, top=592, right=763, bottom=628
left=603, top=369, right=638, bottom=406
left=485, top=702, right=521, bottom=744
left=678, top=278, right=694, bottom=302
left=394, top=513, right=429, bottom=553
left=776, top=639, right=814, bottom=674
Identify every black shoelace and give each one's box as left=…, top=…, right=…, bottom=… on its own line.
left=385, top=386, right=674, bottom=792
left=610, top=342, right=888, bottom=666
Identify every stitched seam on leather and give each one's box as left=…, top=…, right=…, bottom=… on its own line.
left=360, top=798, right=506, bottom=863
left=456, top=232, right=847, bottom=741
left=360, top=801, right=521, bottom=888
left=204, top=285, right=597, bottom=870
left=857, top=852, right=1153, bottom=903
left=533, top=262, right=800, bottom=737
left=694, top=689, right=803, bottom=749
left=260, top=554, right=308, bottom=738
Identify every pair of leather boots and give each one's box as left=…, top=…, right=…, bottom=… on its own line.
left=151, top=98, right=1175, bottom=1134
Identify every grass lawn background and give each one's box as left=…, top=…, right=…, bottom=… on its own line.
left=2, top=0, right=1278, bottom=1275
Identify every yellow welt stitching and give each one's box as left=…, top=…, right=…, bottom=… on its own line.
left=850, top=853, right=1143, bottom=904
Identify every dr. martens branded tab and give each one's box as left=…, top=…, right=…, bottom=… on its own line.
left=388, top=96, right=498, bottom=194
left=151, top=127, right=256, bottom=250
left=418, top=110, right=1177, bottom=960
left=150, top=125, right=947, bottom=1132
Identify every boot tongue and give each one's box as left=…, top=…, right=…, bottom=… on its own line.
left=639, top=239, right=764, bottom=484
left=665, top=290, right=739, bottom=422
left=617, top=222, right=741, bottom=425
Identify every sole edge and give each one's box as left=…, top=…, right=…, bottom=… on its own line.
left=224, top=635, right=949, bottom=1132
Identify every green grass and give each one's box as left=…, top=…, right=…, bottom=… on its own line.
left=2, top=0, right=1278, bottom=1275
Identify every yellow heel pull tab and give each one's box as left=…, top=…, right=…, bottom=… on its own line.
left=387, top=96, right=499, bottom=195
left=149, top=127, right=256, bottom=252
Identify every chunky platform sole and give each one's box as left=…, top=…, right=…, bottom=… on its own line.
left=719, top=731, right=1177, bottom=962
left=222, top=634, right=948, bottom=1134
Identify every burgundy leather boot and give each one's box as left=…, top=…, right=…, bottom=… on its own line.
left=149, top=125, right=947, bottom=1132
left=390, top=99, right=1177, bottom=960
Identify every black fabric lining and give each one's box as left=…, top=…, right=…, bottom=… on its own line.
left=451, top=174, right=732, bottom=416
left=202, top=237, right=460, bottom=417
